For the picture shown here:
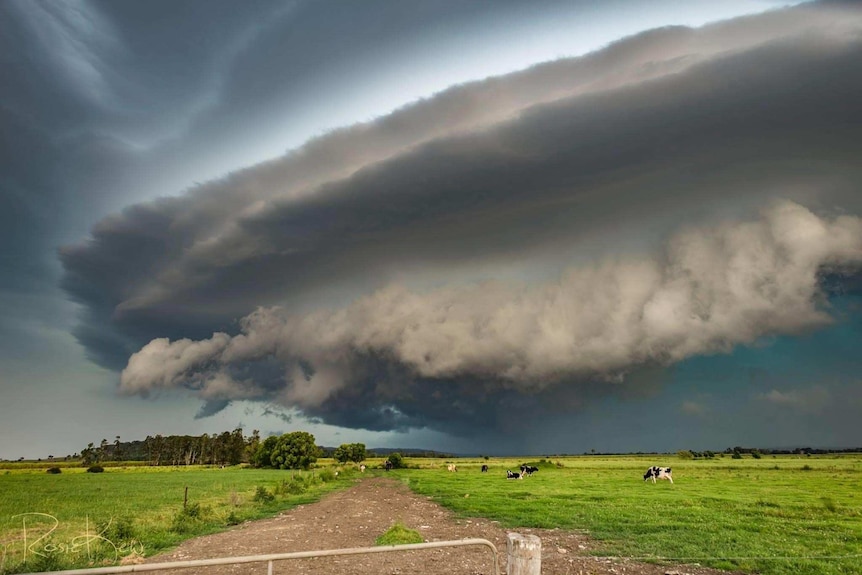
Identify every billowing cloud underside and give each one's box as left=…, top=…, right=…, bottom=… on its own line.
left=62, top=3, right=862, bottom=433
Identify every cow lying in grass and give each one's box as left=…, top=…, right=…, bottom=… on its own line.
left=447, top=463, right=457, bottom=472
left=643, top=466, right=673, bottom=483
left=506, top=469, right=523, bottom=479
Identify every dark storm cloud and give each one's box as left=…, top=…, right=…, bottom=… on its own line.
left=0, top=0, right=291, bottom=143
left=62, top=3, right=862, bottom=432
left=195, top=399, right=232, bottom=420
left=260, top=405, right=293, bottom=425
left=0, top=0, right=294, bottom=341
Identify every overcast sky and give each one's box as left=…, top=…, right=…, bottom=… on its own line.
left=3, top=0, right=861, bottom=459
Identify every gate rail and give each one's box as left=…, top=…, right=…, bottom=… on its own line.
left=24, top=538, right=500, bottom=575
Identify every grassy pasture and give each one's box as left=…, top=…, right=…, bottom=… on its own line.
left=1, top=456, right=859, bottom=575
left=395, top=454, right=862, bottom=575
left=0, top=464, right=353, bottom=574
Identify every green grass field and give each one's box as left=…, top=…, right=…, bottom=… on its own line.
left=1, top=455, right=860, bottom=575
left=0, top=464, right=353, bottom=574
left=394, top=454, right=862, bottom=575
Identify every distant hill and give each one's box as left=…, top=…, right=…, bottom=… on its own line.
left=368, top=447, right=460, bottom=458
left=317, top=446, right=460, bottom=458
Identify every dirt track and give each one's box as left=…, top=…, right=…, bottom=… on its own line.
left=144, top=476, right=736, bottom=575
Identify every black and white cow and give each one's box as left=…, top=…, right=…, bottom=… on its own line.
left=643, top=466, right=673, bottom=483
left=481, top=464, right=489, bottom=472
left=520, top=465, right=538, bottom=476
left=506, top=469, right=523, bottom=479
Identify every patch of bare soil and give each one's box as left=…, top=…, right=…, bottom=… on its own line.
left=147, top=477, right=738, bottom=575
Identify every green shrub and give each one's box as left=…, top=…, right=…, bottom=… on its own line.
left=318, top=468, right=336, bottom=482
left=387, top=453, right=405, bottom=469
left=226, top=511, right=242, bottom=526
left=170, top=502, right=209, bottom=533
left=252, top=486, right=275, bottom=503
left=285, top=476, right=308, bottom=494
left=16, top=546, right=69, bottom=573
left=87, top=465, right=105, bottom=472
left=182, top=502, right=204, bottom=518
left=98, top=516, right=136, bottom=543
left=46, top=467, right=62, bottom=474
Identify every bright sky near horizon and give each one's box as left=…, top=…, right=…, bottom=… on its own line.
left=3, top=0, right=862, bottom=460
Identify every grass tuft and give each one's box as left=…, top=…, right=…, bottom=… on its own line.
left=375, top=522, right=424, bottom=546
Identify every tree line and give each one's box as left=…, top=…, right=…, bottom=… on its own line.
left=80, top=429, right=256, bottom=466
left=77, top=430, right=378, bottom=470
left=676, top=445, right=862, bottom=460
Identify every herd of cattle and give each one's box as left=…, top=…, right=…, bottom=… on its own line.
left=364, top=460, right=673, bottom=483
left=450, top=463, right=673, bottom=483
left=502, top=464, right=539, bottom=479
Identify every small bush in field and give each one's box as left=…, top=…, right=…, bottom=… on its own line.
left=46, top=467, right=62, bottom=474
left=281, top=476, right=307, bottom=495
left=253, top=486, right=275, bottom=503
left=170, top=502, right=209, bottom=533
left=98, top=516, right=136, bottom=542
left=182, top=502, right=203, bottom=518
left=87, top=465, right=105, bottom=473
left=226, top=511, right=242, bottom=526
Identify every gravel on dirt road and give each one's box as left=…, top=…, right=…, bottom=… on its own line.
left=143, top=476, right=738, bottom=575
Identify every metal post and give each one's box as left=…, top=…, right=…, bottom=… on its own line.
left=506, top=532, right=541, bottom=575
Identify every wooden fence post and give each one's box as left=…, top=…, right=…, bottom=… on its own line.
left=506, top=532, right=541, bottom=575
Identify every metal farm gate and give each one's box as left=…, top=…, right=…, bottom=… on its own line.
left=23, top=538, right=503, bottom=575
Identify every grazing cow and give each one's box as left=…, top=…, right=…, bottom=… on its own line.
left=506, top=470, right=523, bottom=479
left=385, top=460, right=393, bottom=471
left=359, top=464, right=366, bottom=472
left=447, top=463, right=458, bottom=472
left=643, top=466, right=673, bottom=484
left=481, top=464, right=489, bottom=473
left=520, top=465, right=538, bottom=476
